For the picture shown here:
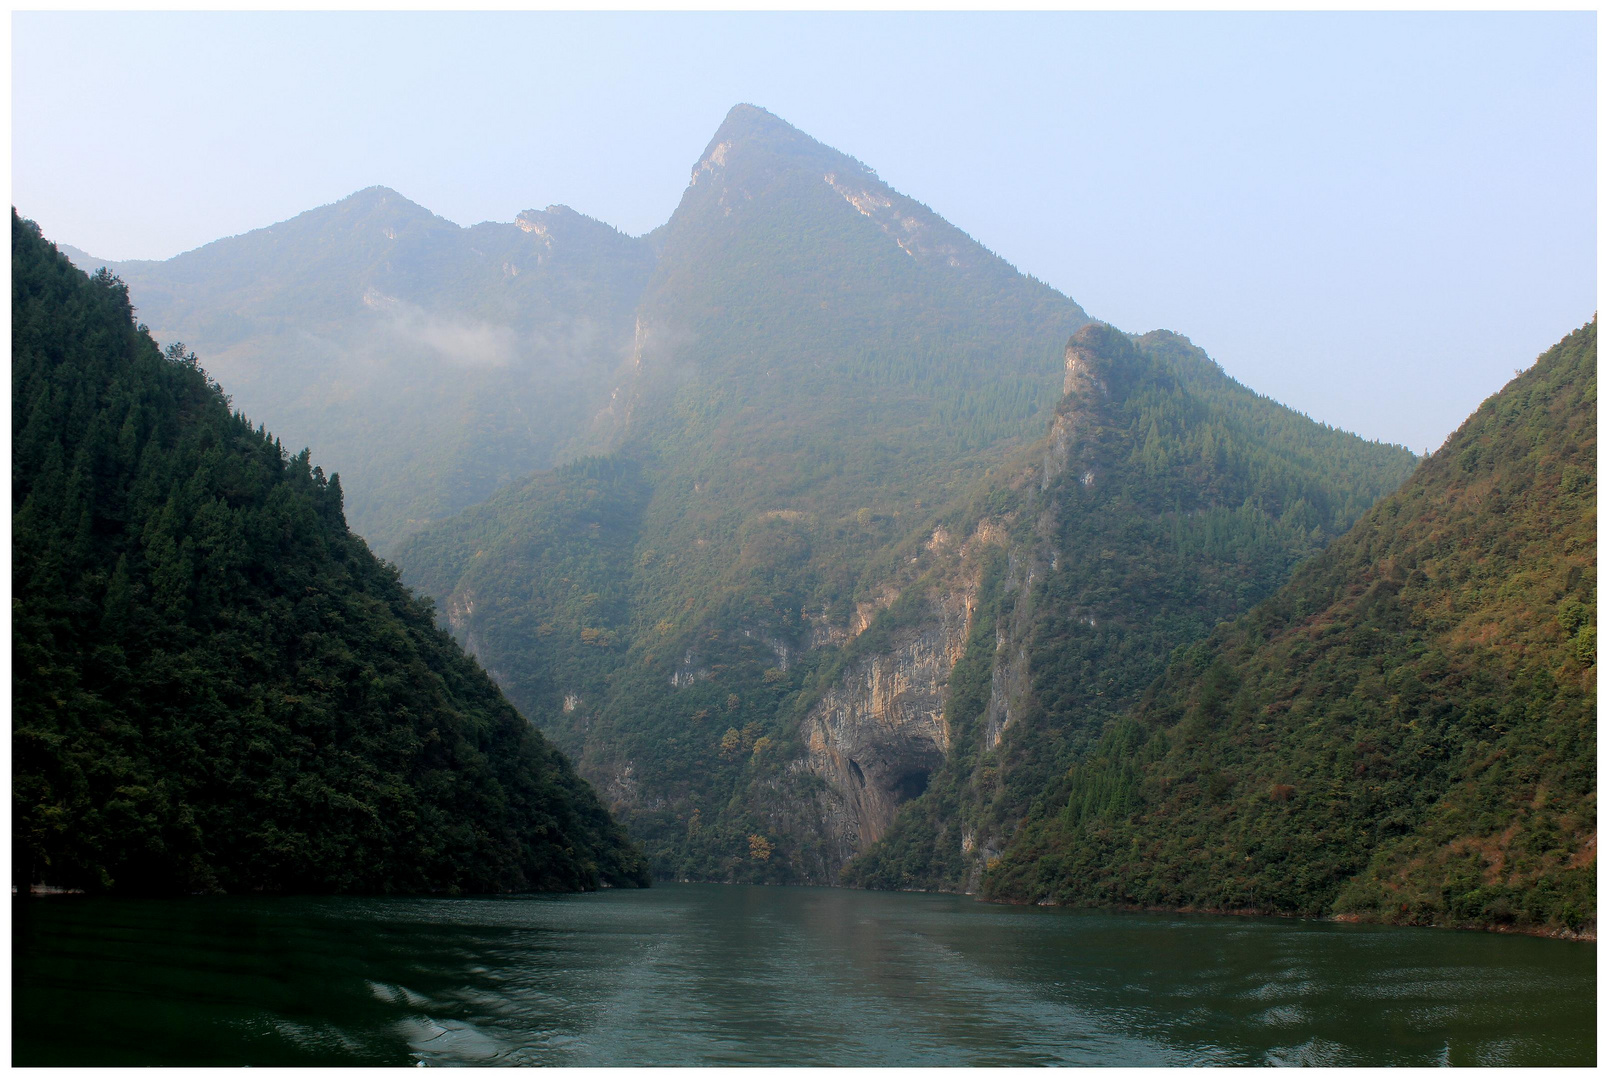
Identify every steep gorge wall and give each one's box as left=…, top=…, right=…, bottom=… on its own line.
left=770, top=454, right=1063, bottom=883
left=792, top=581, right=975, bottom=871
left=832, top=323, right=1424, bottom=894
left=613, top=332, right=1117, bottom=885
left=407, top=322, right=1418, bottom=889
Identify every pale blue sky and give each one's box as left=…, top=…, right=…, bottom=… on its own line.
left=12, top=12, right=1596, bottom=453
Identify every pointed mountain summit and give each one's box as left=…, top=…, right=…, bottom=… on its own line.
left=641, top=104, right=1077, bottom=329
left=607, top=103, right=1091, bottom=462
left=67, top=186, right=447, bottom=274
left=286, top=184, right=447, bottom=235
left=677, top=104, right=1008, bottom=276
left=703, top=102, right=820, bottom=151
left=510, top=203, right=648, bottom=268
left=78, top=186, right=460, bottom=332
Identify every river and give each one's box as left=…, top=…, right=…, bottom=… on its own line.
left=12, top=883, right=1594, bottom=1066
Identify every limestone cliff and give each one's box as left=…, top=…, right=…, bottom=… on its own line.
left=792, top=564, right=979, bottom=870
left=747, top=335, right=1110, bottom=887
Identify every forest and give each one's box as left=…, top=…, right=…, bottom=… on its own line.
left=12, top=212, right=648, bottom=894
left=986, top=321, right=1596, bottom=934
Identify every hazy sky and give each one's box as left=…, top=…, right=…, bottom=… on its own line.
left=13, top=12, right=1596, bottom=454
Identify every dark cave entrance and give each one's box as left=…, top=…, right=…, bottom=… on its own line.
left=891, top=768, right=930, bottom=803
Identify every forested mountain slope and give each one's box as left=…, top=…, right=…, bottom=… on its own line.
left=63, top=189, right=654, bottom=550
left=395, top=105, right=1103, bottom=877
left=12, top=213, right=648, bottom=895
left=837, top=324, right=1418, bottom=890
left=987, top=321, right=1596, bottom=936
left=571, top=104, right=1097, bottom=631
left=402, top=311, right=1415, bottom=881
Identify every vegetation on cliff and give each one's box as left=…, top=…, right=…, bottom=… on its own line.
left=12, top=212, right=649, bottom=895
left=403, top=313, right=1416, bottom=882
left=394, top=105, right=1094, bottom=879
left=986, top=321, right=1596, bottom=935
left=843, top=324, right=1418, bottom=891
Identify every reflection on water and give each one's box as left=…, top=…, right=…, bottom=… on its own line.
left=12, top=883, right=1595, bottom=1066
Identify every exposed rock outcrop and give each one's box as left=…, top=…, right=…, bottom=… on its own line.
left=796, top=586, right=974, bottom=869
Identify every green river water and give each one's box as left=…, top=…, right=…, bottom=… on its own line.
left=11, top=882, right=1595, bottom=1066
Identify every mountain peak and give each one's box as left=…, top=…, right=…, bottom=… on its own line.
left=712, top=103, right=794, bottom=139
left=690, top=104, right=871, bottom=186
left=334, top=185, right=432, bottom=216
left=513, top=204, right=640, bottom=248
left=657, top=101, right=1084, bottom=322
left=347, top=184, right=403, bottom=200
left=1061, top=322, right=1132, bottom=403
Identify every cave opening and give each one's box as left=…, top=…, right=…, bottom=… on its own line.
left=892, top=768, right=930, bottom=803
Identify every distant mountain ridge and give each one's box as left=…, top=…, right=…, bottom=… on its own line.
left=62, top=185, right=656, bottom=551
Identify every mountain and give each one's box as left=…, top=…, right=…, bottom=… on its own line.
left=609, top=104, right=1088, bottom=452
left=67, top=107, right=1088, bottom=555
left=832, top=323, right=1418, bottom=889
left=12, top=212, right=649, bottom=894
left=394, top=107, right=1418, bottom=883
left=52, top=103, right=1427, bottom=892
left=985, top=321, right=1595, bottom=936
left=61, top=187, right=655, bottom=551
